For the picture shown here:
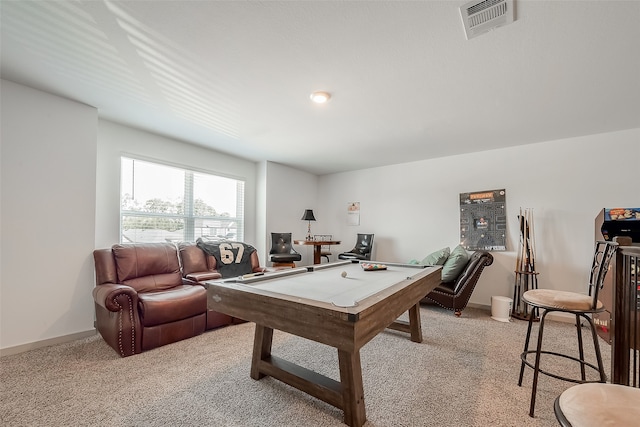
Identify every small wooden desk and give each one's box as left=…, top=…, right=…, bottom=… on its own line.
left=294, top=239, right=341, bottom=264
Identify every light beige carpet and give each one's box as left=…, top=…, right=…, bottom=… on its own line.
left=0, top=306, right=610, bottom=426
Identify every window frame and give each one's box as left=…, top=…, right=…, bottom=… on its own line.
left=119, top=154, right=245, bottom=244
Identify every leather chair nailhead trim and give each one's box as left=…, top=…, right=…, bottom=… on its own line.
left=114, top=295, right=136, bottom=357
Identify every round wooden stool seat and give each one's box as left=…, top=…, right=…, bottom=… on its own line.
left=555, top=383, right=640, bottom=426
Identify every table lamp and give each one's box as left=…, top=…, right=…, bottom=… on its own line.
left=301, top=209, right=316, bottom=241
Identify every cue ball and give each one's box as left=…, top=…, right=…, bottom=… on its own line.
left=341, top=271, right=347, bottom=278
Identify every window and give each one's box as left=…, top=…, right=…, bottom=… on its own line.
left=120, top=157, right=244, bottom=243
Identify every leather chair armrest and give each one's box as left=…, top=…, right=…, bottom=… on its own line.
left=93, top=283, right=142, bottom=357
left=92, top=283, right=139, bottom=312
left=184, top=271, right=222, bottom=283
left=250, top=251, right=265, bottom=273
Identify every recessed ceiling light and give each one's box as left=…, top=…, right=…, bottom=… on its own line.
left=310, top=91, right=331, bottom=104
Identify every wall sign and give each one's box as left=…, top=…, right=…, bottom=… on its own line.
left=460, top=189, right=506, bottom=251
left=347, top=202, right=360, bottom=226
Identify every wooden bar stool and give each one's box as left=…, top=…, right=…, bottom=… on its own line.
left=554, top=242, right=640, bottom=426
left=517, top=241, right=618, bottom=417
left=554, top=383, right=640, bottom=426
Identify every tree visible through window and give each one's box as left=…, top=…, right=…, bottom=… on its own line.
left=120, top=157, right=244, bottom=243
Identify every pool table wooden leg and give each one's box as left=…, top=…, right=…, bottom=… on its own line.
left=408, top=302, right=423, bottom=343
left=338, top=349, right=366, bottom=427
left=386, top=302, right=424, bottom=343
left=251, top=324, right=273, bottom=380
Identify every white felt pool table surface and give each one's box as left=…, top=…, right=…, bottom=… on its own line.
left=212, top=261, right=432, bottom=308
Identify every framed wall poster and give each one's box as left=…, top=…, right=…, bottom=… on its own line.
left=460, top=189, right=507, bottom=251
left=347, top=202, right=360, bottom=226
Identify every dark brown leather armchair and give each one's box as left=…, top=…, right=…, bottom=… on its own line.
left=93, top=242, right=208, bottom=357
left=421, top=250, right=494, bottom=316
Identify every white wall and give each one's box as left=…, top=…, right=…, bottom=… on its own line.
left=256, top=161, right=268, bottom=261
left=263, top=161, right=318, bottom=266
left=2, top=79, right=636, bottom=352
left=95, top=120, right=258, bottom=249
left=318, top=128, right=640, bottom=306
left=1, top=80, right=97, bottom=351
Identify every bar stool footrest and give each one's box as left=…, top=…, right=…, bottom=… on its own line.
left=521, top=350, right=607, bottom=384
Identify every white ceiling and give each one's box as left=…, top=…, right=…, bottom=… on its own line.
left=2, top=1, right=639, bottom=175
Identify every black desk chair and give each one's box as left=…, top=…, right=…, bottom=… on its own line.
left=338, top=233, right=374, bottom=261
left=268, top=232, right=302, bottom=268
left=517, top=240, right=617, bottom=417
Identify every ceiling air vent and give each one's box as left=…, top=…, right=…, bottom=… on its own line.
left=459, top=0, right=514, bottom=40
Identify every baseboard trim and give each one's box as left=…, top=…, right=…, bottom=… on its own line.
left=466, top=302, right=576, bottom=324
left=466, top=302, right=490, bottom=311
left=0, top=329, right=97, bottom=357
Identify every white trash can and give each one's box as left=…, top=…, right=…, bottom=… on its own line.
left=491, top=296, right=513, bottom=322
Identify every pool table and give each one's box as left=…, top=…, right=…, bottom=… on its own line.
left=204, top=260, right=441, bottom=427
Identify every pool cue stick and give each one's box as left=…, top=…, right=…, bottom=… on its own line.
left=516, top=209, right=524, bottom=270
left=524, top=211, right=532, bottom=272
left=527, top=209, right=539, bottom=317
left=515, top=209, right=525, bottom=313
left=529, top=209, right=536, bottom=274
left=524, top=210, right=532, bottom=317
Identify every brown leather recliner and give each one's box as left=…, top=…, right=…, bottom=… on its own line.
left=93, top=242, right=208, bottom=357
left=421, top=250, right=494, bottom=316
left=178, top=242, right=264, bottom=328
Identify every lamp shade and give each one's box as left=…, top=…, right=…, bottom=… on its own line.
left=301, top=209, right=316, bottom=221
